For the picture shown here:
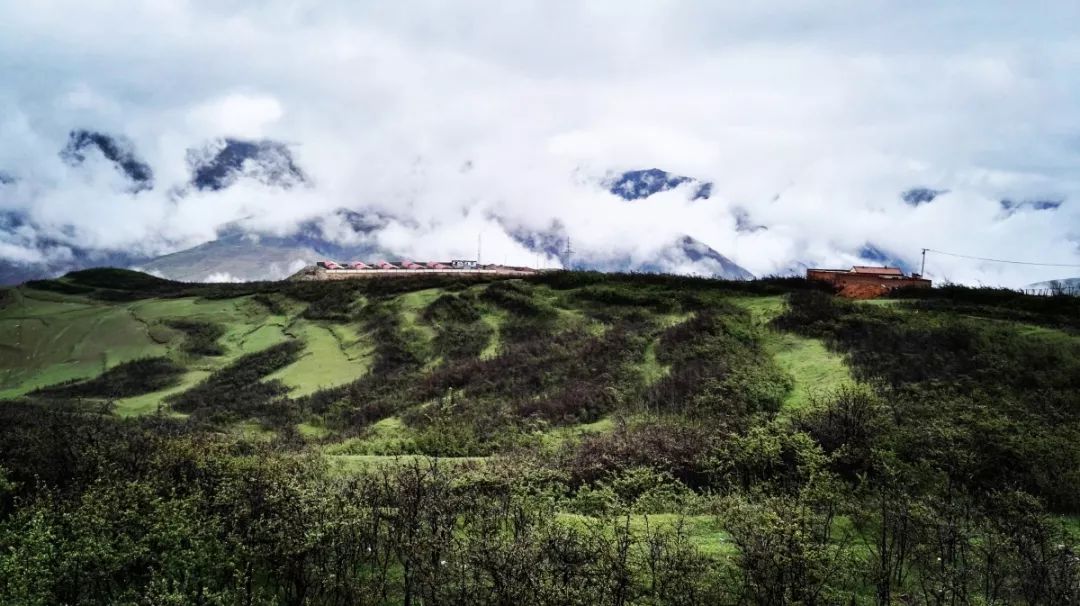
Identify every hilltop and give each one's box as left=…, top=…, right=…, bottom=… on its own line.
left=0, top=268, right=1078, bottom=604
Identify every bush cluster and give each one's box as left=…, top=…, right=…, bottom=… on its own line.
left=31, top=357, right=185, bottom=400
left=164, top=319, right=226, bottom=356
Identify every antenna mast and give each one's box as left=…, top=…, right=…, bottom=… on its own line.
left=477, top=233, right=482, bottom=265
left=920, top=248, right=927, bottom=276
left=564, top=236, right=573, bottom=270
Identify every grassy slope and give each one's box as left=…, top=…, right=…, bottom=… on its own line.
left=267, top=320, right=372, bottom=396
left=2, top=282, right=856, bottom=428
left=113, top=370, right=210, bottom=417
left=730, top=296, right=853, bottom=411
left=5, top=272, right=1076, bottom=601
left=0, top=289, right=170, bottom=397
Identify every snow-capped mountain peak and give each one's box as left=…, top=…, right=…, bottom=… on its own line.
left=59, top=129, right=154, bottom=192
left=186, top=138, right=308, bottom=191
left=607, top=168, right=712, bottom=201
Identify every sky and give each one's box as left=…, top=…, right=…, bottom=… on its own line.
left=1, top=0, right=1079, bottom=285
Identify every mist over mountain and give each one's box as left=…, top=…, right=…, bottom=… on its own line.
left=1000, top=198, right=1064, bottom=215
left=0, top=209, right=146, bottom=284
left=607, top=168, right=712, bottom=201
left=60, top=130, right=154, bottom=192
left=2, top=2, right=1080, bottom=286
left=185, top=138, right=308, bottom=193
left=900, top=187, right=947, bottom=206
left=137, top=209, right=392, bottom=282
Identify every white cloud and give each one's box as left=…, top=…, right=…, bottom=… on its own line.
left=0, top=0, right=1078, bottom=286
left=187, top=93, right=284, bottom=139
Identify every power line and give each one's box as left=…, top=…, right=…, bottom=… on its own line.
left=924, top=248, right=1080, bottom=268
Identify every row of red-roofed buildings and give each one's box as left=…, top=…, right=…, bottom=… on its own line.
left=318, top=259, right=479, bottom=271
left=295, top=258, right=538, bottom=280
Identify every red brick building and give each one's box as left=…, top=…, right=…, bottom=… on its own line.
left=807, top=265, right=931, bottom=298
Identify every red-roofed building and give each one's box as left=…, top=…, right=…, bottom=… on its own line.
left=807, top=265, right=930, bottom=298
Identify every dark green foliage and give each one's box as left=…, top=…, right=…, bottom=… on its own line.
left=480, top=280, right=553, bottom=317
left=423, top=294, right=494, bottom=360
left=423, top=293, right=482, bottom=324
left=23, top=279, right=95, bottom=295
left=891, top=283, right=1080, bottom=331
left=252, top=292, right=288, bottom=315
left=423, top=326, right=645, bottom=422
left=529, top=270, right=829, bottom=296
left=24, top=266, right=511, bottom=305
left=648, top=308, right=792, bottom=421
left=0, top=435, right=735, bottom=606
left=164, top=318, right=226, bottom=356
left=65, top=267, right=181, bottom=291
left=4, top=270, right=1080, bottom=604
left=168, top=340, right=303, bottom=423
left=778, top=290, right=1080, bottom=511
left=301, top=285, right=361, bottom=321
left=558, top=418, right=717, bottom=489
left=30, top=357, right=184, bottom=399
left=431, top=320, right=493, bottom=360
left=364, top=299, right=425, bottom=374
left=572, top=284, right=679, bottom=312
left=793, top=385, right=889, bottom=478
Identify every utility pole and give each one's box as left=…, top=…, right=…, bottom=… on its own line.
left=920, top=248, right=928, bottom=276
left=564, top=236, right=573, bottom=270
left=477, top=233, right=482, bottom=265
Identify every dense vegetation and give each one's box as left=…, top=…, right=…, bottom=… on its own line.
left=30, top=357, right=185, bottom=399
left=165, top=319, right=227, bottom=356
left=168, top=340, right=305, bottom=423
left=0, top=269, right=1077, bottom=604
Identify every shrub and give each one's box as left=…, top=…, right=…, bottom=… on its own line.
left=31, top=357, right=185, bottom=400
left=164, top=319, right=226, bottom=356
left=167, top=340, right=303, bottom=424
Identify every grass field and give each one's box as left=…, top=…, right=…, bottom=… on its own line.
left=267, top=320, right=373, bottom=396
left=730, top=295, right=854, bottom=411
left=2, top=287, right=858, bottom=418
left=770, top=332, right=853, bottom=411
left=4, top=271, right=1077, bottom=603
left=112, top=369, right=210, bottom=416
left=478, top=308, right=506, bottom=359
left=0, top=289, right=171, bottom=397
left=395, top=288, right=444, bottom=368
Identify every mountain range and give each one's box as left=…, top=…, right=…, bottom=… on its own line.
left=0, top=131, right=761, bottom=283
left=2, top=130, right=1068, bottom=285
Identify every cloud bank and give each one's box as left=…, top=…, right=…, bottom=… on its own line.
left=1, top=0, right=1079, bottom=285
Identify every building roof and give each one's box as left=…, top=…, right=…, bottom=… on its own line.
left=850, top=266, right=903, bottom=276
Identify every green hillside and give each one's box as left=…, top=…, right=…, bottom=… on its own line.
left=1, top=269, right=1078, bottom=604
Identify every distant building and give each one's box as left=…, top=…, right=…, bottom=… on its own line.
left=294, top=259, right=536, bottom=281
left=807, top=265, right=930, bottom=298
